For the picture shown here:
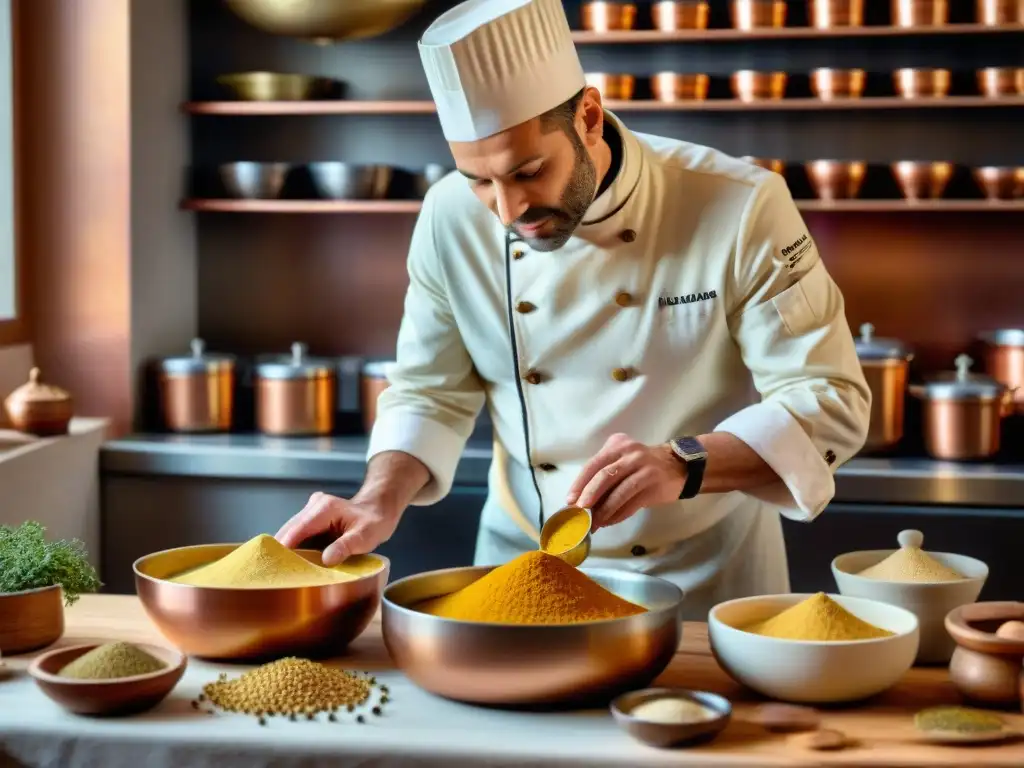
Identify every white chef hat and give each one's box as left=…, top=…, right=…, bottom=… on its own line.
left=418, top=0, right=586, bottom=142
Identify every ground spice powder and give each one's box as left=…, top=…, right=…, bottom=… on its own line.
left=542, top=509, right=590, bottom=555
left=415, top=551, right=645, bottom=624
left=744, top=593, right=893, bottom=641
left=857, top=546, right=963, bottom=582
left=58, top=642, right=167, bottom=680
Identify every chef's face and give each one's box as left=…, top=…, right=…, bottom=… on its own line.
left=450, top=88, right=604, bottom=251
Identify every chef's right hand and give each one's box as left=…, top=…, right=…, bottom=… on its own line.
left=275, top=492, right=399, bottom=567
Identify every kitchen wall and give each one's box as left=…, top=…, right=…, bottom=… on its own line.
left=0, top=344, right=31, bottom=426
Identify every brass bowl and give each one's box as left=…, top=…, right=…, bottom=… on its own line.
left=223, top=0, right=426, bottom=43
left=805, top=160, right=868, bottom=200
left=651, top=1, right=710, bottom=30
left=976, top=0, right=1024, bottom=25
left=133, top=543, right=390, bottom=660
left=581, top=1, right=638, bottom=31
left=891, top=161, right=954, bottom=200
left=585, top=73, right=636, bottom=101
left=892, top=0, right=949, bottom=27
left=381, top=565, right=683, bottom=706
left=731, top=0, right=787, bottom=29
left=977, top=67, right=1024, bottom=97
left=216, top=72, right=336, bottom=101
left=650, top=73, right=710, bottom=101
left=973, top=167, right=1024, bottom=200
left=894, top=68, right=951, bottom=98
left=731, top=70, right=788, bottom=102
left=741, top=156, right=786, bottom=175
left=811, top=68, right=866, bottom=100
left=218, top=162, right=291, bottom=200
left=808, top=0, right=865, bottom=27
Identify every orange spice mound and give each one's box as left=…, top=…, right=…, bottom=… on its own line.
left=415, top=551, right=646, bottom=625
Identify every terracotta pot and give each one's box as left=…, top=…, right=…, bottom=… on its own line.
left=156, top=338, right=236, bottom=433
left=854, top=323, right=913, bottom=453
left=0, top=585, right=65, bottom=655
left=3, top=368, right=74, bottom=437
left=255, top=342, right=336, bottom=436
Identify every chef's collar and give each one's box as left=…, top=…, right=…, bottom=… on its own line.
left=580, top=110, right=643, bottom=227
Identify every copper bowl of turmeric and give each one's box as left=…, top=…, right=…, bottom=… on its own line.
left=381, top=552, right=684, bottom=706
left=133, top=535, right=390, bottom=661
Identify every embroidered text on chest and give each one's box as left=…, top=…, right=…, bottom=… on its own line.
left=658, top=290, right=717, bottom=307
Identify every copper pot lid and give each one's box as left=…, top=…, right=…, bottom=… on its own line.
left=916, top=354, right=1007, bottom=401
left=855, top=322, right=913, bottom=361
left=256, top=342, right=335, bottom=380
left=362, top=359, right=396, bottom=378
left=978, top=329, right=1024, bottom=348
left=159, top=338, right=236, bottom=375
left=5, top=367, right=71, bottom=405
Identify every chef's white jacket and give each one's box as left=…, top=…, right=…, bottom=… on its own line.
left=368, top=112, right=871, bottom=615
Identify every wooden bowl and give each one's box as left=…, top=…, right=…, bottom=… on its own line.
left=977, top=67, right=1024, bottom=97
left=805, top=160, right=867, bottom=200
left=585, top=73, right=636, bottom=101
left=891, top=161, right=955, bottom=201
left=651, top=1, right=710, bottom=30
left=29, top=642, right=186, bottom=716
left=894, top=68, right=951, bottom=98
left=892, top=0, right=949, bottom=27
left=731, top=70, right=787, bottom=102
left=945, top=602, right=1024, bottom=707
left=0, top=585, right=64, bottom=655
left=811, top=68, right=866, bottom=100
left=651, top=73, right=710, bottom=101
left=581, top=1, right=637, bottom=31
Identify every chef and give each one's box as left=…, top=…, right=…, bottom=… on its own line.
left=276, top=0, right=871, bottom=617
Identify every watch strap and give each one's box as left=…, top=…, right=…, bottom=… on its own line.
left=680, top=455, right=705, bottom=500
left=669, top=437, right=707, bottom=500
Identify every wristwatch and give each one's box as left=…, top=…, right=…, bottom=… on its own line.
left=667, top=436, right=708, bottom=500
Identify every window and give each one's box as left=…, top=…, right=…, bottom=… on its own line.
left=0, top=0, right=17, bottom=339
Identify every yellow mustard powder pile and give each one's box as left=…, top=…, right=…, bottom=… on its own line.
left=744, top=593, right=893, bottom=641
left=416, top=550, right=646, bottom=625
left=58, top=642, right=167, bottom=680
left=857, top=546, right=963, bottom=582
left=542, top=508, right=590, bottom=555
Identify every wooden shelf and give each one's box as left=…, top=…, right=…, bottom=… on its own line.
left=183, top=96, right=1024, bottom=116
left=570, top=23, right=1024, bottom=43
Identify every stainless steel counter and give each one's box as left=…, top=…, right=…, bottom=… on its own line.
left=101, top=433, right=1024, bottom=509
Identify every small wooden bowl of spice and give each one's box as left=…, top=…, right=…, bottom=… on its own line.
left=611, top=688, right=731, bottom=748
left=29, top=641, right=186, bottom=716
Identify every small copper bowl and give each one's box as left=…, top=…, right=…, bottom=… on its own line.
left=731, top=70, right=787, bottom=101
left=894, top=68, right=951, bottom=98
left=652, top=1, right=710, bottom=30
left=977, top=67, right=1024, bottom=97
left=973, top=167, right=1024, bottom=200
left=651, top=73, right=710, bottom=101
left=730, top=0, right=787, bottom=29
left=976, top=0, right=1024, bottom=25
left=892, top=0, right=949, bottom=26
left=741, top=156, right=786, bottom=175
left=582, top=1, right=637, bottom=31
left=891, top=161, right=954, bottom=200
left=585, top=73, right=636, bottom=100
left=811, top=68, right=867, bottom=100
left=808, top=0, right=865, bottom=27
left=806, top=160, right=868, bottom=200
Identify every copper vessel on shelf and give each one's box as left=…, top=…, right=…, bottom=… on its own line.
left=223, top=0, right=425, bottom=43
left=581, top=2, right=637, bottom=31
left=893, top=68, right=951, bottom=98
left=978, top=330, right=1024, bottom=415
left=156, top=338, right=236, bottom=433
left=891, top=161, right=954, bottom=200
left=650, top=73, right=710, bottom=101
left=976, top=0, right=1024, bottom=25
left=973, top=166, right=1024, bottom=200
left=741, top=156, right=786, bottom=175
left=892, top=0, right=949, bottom=27
left=585, top=73, right=636, bottom=101
left=3, top=368, right=74, bottom=437
left=730, top=0, right=787, bottom=29
left=361, top=360, right=394, bottom=434
left=651, top=1, right=710, bottom=30
left=808, top=0, right=865, bottom=28
left=805, top=160, right=867, bottom=200
left=854, top=323, right=913, bottom=453
left=977, top=67, right=1024, bottom=97
left=810, top=68, right=866, bottom=100
left=731, top=70, right=787, bottom=101
left=255, top=342, right=336, bottom=436
left=216, top=72, right=336, bottom=101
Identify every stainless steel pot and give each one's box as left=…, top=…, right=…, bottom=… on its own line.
left=255, top=342, right=336, bottom=436
left=361, top=360, right=395, bottom=434
left=157, top=339, right=236, bottom=433
left=909, top=354, right=1014, bottom=461
left=854, top=323, right=913, bottom=453
left=978, top=329, right=1024, bottom=415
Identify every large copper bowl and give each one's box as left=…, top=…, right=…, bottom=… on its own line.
left=585, top=73, right=636, bottom=101
left=891, top=161, right=954, bottom=200
left=381, top=565, right=683, bottom=707
left=134, top=544, right=390, bottom=661
left=973, top=167, right=1024, bottom=200
left=731, top=70, right=788, bottom=101
left=811, top=68, right=866, bottom=100
left=894, top=68, right=951, bottom=98
left=977, top=67, right=1024, bottom=97
left=651, top=73, right=710, bottom=101
left=806, top=160, right=868, bottom=200
left=223, top=0, right=425, bottom=42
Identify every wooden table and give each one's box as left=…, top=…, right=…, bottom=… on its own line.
left=1, top=595, right=1023, bottom=767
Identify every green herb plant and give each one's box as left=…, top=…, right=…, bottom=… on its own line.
left=0, top=521, right=102, bottom=606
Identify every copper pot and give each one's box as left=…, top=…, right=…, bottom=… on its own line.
left=910, top=354, right=1014, bottom=461
left=255, top=342, right=336, bottom=436
left=855, top=323, right=913, bottom=453
left=978, top=330, right=1024, bottom=415
left=585, top=73, right=636, bottom=100
left=581, top=1, right=637, bottom=31
left=361, top=360, right=394, bottom=434
left=894, top=68, right=951, bottom=98
left=977, top=0, right=1024, bottom=24
left=741, top=156, right=786, bottom=175
left=973, top=166, right=1024, bottom=200
left=977, top=67, right=1024, bottom=97
left=731, top=70, right=787, bottom=101
left=808, top=0, right=865, bottom=27
left=730, top=0, right=787, bottom=29
left=156, top=338, right=235, bottom=433
left=891, top=161, right=954, bottom=200
left=3, top=367, right=74, bottom=437
left=650, top=73, right=710, bottom=101
left=805, top=160, right=867, bottom=200
left=810, top=68, right=866, bottom=100
left=892, top=0, right=949, bottom=26
left=651, top=1, right=709, bottom=30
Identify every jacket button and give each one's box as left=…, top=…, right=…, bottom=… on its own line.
left=824, top=449, right=836, bottom=466
left=515, top=301, right=536, bottom=314
left=631, top=545, right=646, bottom=557
left=523, top=369, right=543, bottom=385
left=620, top=229, right=637, bottom=243
left=537, top=463, right=557, bottom=472
left=611, top=367, right=632, bottom=382
left=615, top=291, right=633, bottom=307
left=512, top=249, right=525, bottom=260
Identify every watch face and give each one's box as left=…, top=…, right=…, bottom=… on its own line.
left=674, top=437, right=707, bottom=460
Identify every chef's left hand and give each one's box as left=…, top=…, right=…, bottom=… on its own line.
left=565, top=433, right=687, bottom=530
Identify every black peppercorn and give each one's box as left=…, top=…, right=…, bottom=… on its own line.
left=328, top=713, right=336, bottom=722
left=258, top=717, right=266, bottom=726
left=356, top=715, right=365, bottom=724
left=380, top=696, right=389, bottom=705
left=372, top=706, right=382, bottom=716
left=380, top=685, right=389, bottom=694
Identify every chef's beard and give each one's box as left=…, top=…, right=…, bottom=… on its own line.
left=510, top=132, right=596, bottom=252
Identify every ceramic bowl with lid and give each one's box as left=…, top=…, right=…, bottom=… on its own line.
left=3, top=367, right=74, bottom=436
left=255, top=342, right=337, bottom=436
left=854, top=323, right=913, bottom=453
left=909, top=354, right=1014, bottom=461
left=978, top=329, right=1024, bottom=415
left=157, top=338, right=236, bottom=433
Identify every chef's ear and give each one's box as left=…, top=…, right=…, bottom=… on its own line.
left=577, top=86, right=605, bottom=148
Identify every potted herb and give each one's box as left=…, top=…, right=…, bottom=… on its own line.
left=0, top=521, right=102, bottom=654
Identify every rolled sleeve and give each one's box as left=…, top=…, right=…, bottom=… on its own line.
left=716, top=172, right=871, bottom=522
left=365, top=188, right=486, bottom=505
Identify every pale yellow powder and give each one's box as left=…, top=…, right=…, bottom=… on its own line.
left=857, top=546, right=963, bottom=583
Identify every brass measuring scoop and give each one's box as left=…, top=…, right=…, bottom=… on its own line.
left=539, top=505, right=593, bottom=568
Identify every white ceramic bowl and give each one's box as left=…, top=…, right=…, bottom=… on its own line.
left=708, top=593, right=919, bottom=704
left=832, top=549, right=988, bottom=665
